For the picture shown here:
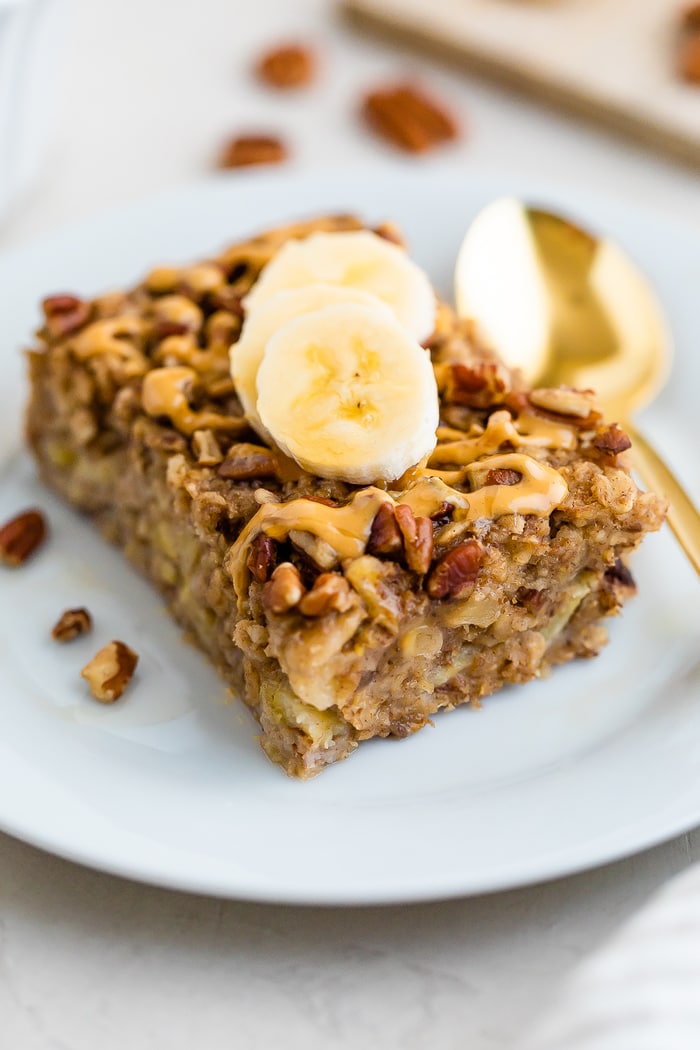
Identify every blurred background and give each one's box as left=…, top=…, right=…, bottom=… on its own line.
left=3, top=0, right=700, bottom=249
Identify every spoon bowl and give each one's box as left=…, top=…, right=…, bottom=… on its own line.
left=455, top=197, right=700, bottom=576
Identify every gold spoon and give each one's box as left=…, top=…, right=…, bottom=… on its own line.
left=455, top=197, right=700, bottom=576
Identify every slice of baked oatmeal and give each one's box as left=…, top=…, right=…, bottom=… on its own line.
left=26, top=215, right=666, bottom=777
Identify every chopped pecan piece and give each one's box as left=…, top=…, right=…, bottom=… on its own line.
left=218, top=134, right=288, bottom=169
left=217, top=443, right=279, bottom=480
left=485, top=468, right=522, bottom=486
left=262, top=562, right=305, bottom=614
left=372, top=221, right=404, bottom=246
left=593, top=423, right=632, bottom=456
left=362, top=83, right=459, bottom=153
left=367, top=502, right=403, bottom=556
left=514, top=587, right=547, bottom=611
left=247, top=533, right=277, bottom=583
left=426, top=540, right=483, bottom=599
left=529, top=386, right=599, bottom=421
left=430, top=502, right=454, bottom=527
left=395, top=504, right=433, bottom=574
left=41, top=294, right=91, bottom=339
left=604, top=558, right=637, bottom=593
left=255, top=44, right=315, bottom=89
left=442, top=362, right=509, bottom=409
left=298, top=573, right=354, bottom=617
left=0, top=509, right=48, bottom=567
left=192, top=429, right=224, bottom=466
left=153, top=320, right=190, bottom=342
left=51, top=607, right=93, bottom=643
left=81, top=641, right=138, bottom=703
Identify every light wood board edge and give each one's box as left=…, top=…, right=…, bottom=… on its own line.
left=340, top=1, right=700, bottom=173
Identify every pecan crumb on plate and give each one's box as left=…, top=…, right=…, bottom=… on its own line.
left=0, top=509, right=48, bottom=567
left=52, top=607, right=93, bottom=643
left=255, top=44, right=315, bottom=89
left=218, top=134, right=288, bottom=169
left=81, top=641, right=139, bottom=703
left=362, top=83, right=459, bottom=153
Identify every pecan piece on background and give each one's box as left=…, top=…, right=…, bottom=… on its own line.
left=218, top=443, right=279, bottom=481
left=218, top=134, right=288, bottom=169
left=367, top=502, right=403, bottom=556
left=0, top=509, right=48, bottom=567
left=362, top=83, right=459, bottom=153
left=52, top=607, right=93, bottom=643
left=262, top=562, right=305, bottom=614
left=395, top=504, right=433, bottom=574
left=426, top=540, right=483, bottom=599
left=592, top=423, right=632, bottom=456
left=42, top=294, right=91, bottom=339
left=298, top=573, right=354, bottom=617
left=255, top=44, right=315, bottom=89
left=81, top=641, right=138, bottom=703
left=248, top=533, right=277, bottom=583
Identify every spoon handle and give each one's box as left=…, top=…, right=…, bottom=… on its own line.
left=624, top=421, right=700, bottom=577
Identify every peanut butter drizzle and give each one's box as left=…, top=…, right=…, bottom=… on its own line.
left=430, top=410, right=576, bottom=469
left=153, top=336, right=230, bottom=376
left=461, top=453, right=568, bottom=520
left=229, top=488, right=392, bottom=602
left=72, top=318, right=149, bottom=376
left=141, top=366, right=244, bottom=435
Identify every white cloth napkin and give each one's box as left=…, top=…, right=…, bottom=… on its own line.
left=514, top=860, right=700, bottom=1050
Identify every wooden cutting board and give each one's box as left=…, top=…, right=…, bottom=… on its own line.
left=342, top=0, right=700, bottom=170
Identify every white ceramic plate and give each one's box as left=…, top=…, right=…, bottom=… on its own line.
left=1, top=167, right=699, bottom=905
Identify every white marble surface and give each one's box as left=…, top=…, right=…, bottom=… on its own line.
left=2, top=1, right=700, bottom=1047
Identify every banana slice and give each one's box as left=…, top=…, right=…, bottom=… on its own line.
left=231, top=284, right=393, bottom=442
left=256, top=303, right=439, bottom=484
left=243, top=230, right=437, bottom=342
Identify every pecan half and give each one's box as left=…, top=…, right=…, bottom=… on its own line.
left=0, top=509, right=47, bottom=567
left=218, top=134, right=287, bottom=169
left=255, top=44, right=315, bottom=89
left=395, top=504, right=433, bottom=574
left=298, top=573, right=354, bottom=617
left=362, top=83, right=459, bottom=153
left=51, top=607, right=93, bottom=643
left=217, top=443, right=279, bottom=480
left=42, top=294, right=91, bottom=339
left=262, top=562, right=305, bottom=614
left=248, top=533, right=277, bottom=583
left=367, top=502, right=403, bottom=556
left=485, top=468, right=521, bottom=486
left=81, top=641, right=138, bottom=703
left=426, top=540, right=483, bottom=599
left=442, top=362, right=508, bottom=409
left=592, top=423, right=632, bottom=456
